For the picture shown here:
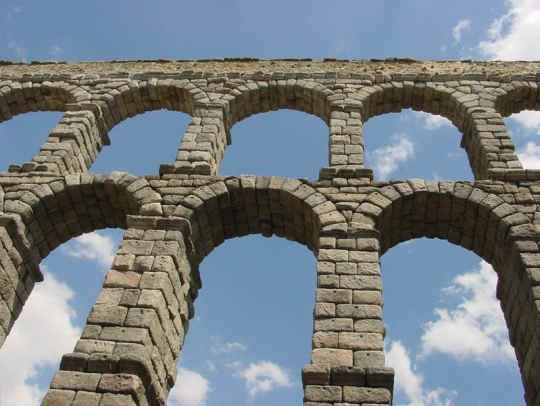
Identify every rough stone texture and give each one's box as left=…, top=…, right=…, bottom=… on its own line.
left=0, top=59, right=537, bottom=405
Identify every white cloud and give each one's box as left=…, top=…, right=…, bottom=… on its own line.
left=479, top=0, right=540, bottom=60
left=421, top=261, right=515, bottom=364
left=0, top=271, right=81, bottom=405
left=169, top=368, right=211, bottom=406
left=238, top=361, right=293, bottom=397
left=370, top=134, right=414, bottom=180
left=510, top=111, right=540, bottom=136
left=414, top=112, right=452, bottom=131
left=210, top=336, right=247, bottom=354
left=452, top=19, right=471, bottom=43
left=516, top=141, right=540, bottom=168
left=63, top=231, right=116, bottom=269
left=387, top=341, right=456, bottom=406
left=212, top=341, right=247, bottom=354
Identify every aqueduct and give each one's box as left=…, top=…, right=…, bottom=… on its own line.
left=0, top=59, right=538, bottom=405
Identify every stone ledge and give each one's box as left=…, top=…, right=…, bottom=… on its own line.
left=302, top=365, right=394, bottom=390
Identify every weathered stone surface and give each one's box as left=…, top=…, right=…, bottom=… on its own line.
left=0, top=60, right=538, bottom=405
left=312, top=348, right=353, bottom=366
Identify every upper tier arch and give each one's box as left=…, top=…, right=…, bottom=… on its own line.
left=0, top=80, right=77, bottom=122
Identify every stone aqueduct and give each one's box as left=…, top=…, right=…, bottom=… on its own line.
left=0, top=59, right=538, bottom=405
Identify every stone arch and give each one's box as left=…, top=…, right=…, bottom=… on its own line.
left=485, top=81, right=540, bottom=179
left=213, top=80, right=341, bottom=173
left=87, top=80, right=231, bottom=176
left=224, top=79, right=333, bottom=128
left=0, top=81, right=98, bottom=175
left=0, top=172, right=160, bottom=349
left=495, top=81, right=540, bottom=118
left=354, top=81, right=519, bottom=180
left=175, top=175, right=346, bottom=263
left=355, top=179, right=540, bottom=404
left=1, top=172, right=160, bottom=261
left=93, top=79, right=199, bottom=131
left=359, top=82, right=466, bottom=132
left=0, top=80, right=76, bottom=123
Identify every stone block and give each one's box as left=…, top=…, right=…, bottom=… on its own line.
left=316, top=289, right=352, bottom=304
left=343, top=386, right=391, bottom=403
left=354, top=351, right=385, bottom=368
left=50, top=370, right=102, bottom=391
left=304, top=385, right=342, bottom=402
left=315, top=318, right=353, bottom=332
left=88, top=304, right=128, bottom=326
left=312, top=331, right=339, bottom=348
left=340, top=275, right=381, bottom=291
left=104, top=270, right=140, bottom=288
left=302, top=364, right=331, bottom=385
left=41, top=389, right=76, bottom=405
left=312, top=348, right=353, bottom=367
left=336, top=304, right=382, bottom=319
left=340, top=330, right=384, bottom=350
left=331, top=366, right=366, bottom=386
left=73, top=391, right=101, bottom=406
left=99, top=393, right=137, bottom=406
left=315, top=303, right=336, bottom=317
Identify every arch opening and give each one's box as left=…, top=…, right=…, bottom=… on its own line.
left=504, top=110, right=540, bottom=170
left=382, top=237, right=522, bottom=405
left=362, top=109, right=473, bottom=181
left=0, top=111, right=63, bottom=172
left=172, top=234, right=315, bottom=405
left=91, top=110, right=190, bottom=176
left=221, top=109, right=328, bottom=180
left=0, top=228, right=123, bottom=405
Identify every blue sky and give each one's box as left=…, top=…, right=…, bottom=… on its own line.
left=0, top=1, right=539, bottom=405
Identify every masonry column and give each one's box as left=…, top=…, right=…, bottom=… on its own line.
left=329, top=107, right=364, bottom=168
left=0, top=215, right=42, bottom=348
left=12, top=104, right=109, bottom=175
left=163, top=104, right=228, bottom=176
left=41, top=216, right=199, bottom=406
left=461, top=109, right=522, bottom=180
left=302, top=230, right=393, bottom=406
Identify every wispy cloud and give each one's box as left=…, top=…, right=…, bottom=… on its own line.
left=370, top=134, right=414, bottom=180
left=62, top=231, right=117, bottom=269
left=452, top=19, right=471, bottom=43
left=7, top=40, right=28, bottom=62
left=387, top=341, right=456, bottom=406
left=510, top=111, right=540, bottom=136
left=211, top=336, right=247, bottom=354
left=169, top=368, right=211, bottom=406
left=479, top=0, right=540, bottom=60
left=6, top=6, right=23, bottom=21
left=0, top=270, right=81, bottom=405
left=238, top=361, right=294, bottom=397
left=420, top=261, right=515, bottom=364
left=414, top=112, right=452, bottom=131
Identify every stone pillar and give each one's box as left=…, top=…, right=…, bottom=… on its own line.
left=328, top=108, right=364, bottom=169
left=11, top=105, right=109, bottom=175
left=162, top=104, right=228, bottom=176
left=461, top=110, right=522, bottom=180
left=302, top=231, right=393, bottom=406
left=0, top=215, right=42, bottom=349
left=41, top=216, right=198, bottom=406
